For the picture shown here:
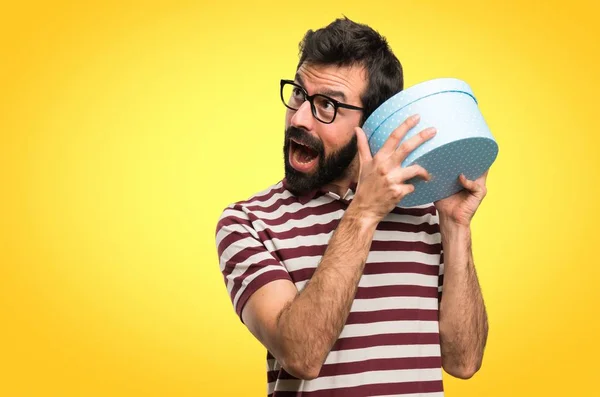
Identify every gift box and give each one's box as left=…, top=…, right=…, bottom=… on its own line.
left=362, top=78, right=499, bottom=207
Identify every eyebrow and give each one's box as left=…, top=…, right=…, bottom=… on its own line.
left=295, top=73, right=348, bottom=102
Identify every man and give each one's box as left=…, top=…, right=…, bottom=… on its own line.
left=215, top=17, right=488, bottom=396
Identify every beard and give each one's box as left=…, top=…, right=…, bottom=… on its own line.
left=283, top=126, right=358, bottom=196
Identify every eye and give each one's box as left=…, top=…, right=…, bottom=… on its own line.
left=315, top=96, right=335, bottom=112
left=292, top=87, right=305, bottom=99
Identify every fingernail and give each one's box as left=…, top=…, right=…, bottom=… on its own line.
left=412, top=114, right=420, bottom=122
left=428, top=128, right=437, bottom=136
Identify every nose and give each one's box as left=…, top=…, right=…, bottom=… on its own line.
left=289, top=100, right=315, bottom=131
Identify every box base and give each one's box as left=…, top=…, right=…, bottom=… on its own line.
left=398, top=137, right=498, bottom=207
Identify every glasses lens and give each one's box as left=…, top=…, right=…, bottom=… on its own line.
left=313, top=95, right=336, bottom=123
left=282, top=83, right=305, bottom=110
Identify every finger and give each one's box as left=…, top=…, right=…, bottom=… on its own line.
left=393, top=184, right=416, bottom=200
left=378, top=114, right=421, bottom=156
left=458, top=174, right=481, bottom=192
left=392, top=127, right=437, bottom=164
left=355, top=127, right=373, bottom=164
left=391, top=164, right=431, bottom=183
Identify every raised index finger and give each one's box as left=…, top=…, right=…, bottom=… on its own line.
left=378, top=114, right=421, bottom=156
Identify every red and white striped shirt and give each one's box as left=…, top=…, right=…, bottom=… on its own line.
left=216, top=179, right=445, bottom=396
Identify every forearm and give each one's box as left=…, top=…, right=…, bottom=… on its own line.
left=438, top=217, right=488, bottom=379
left=276, top=206, right=377, bottom=378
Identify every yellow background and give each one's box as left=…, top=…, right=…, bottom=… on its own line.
left=1, top=1, right=599, bottom=396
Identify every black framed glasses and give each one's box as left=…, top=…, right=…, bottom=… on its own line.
left=280, top=79, right=364, bottom=124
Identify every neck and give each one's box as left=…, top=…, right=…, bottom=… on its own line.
left=323, top=156, right=360, bottom=197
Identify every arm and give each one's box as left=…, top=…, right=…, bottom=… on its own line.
left=241, top=115, right=434, bottom=380
left=242, top=206, right=376, bottom=380
left=435, top=172, right=490, bottom=379
left=438, top=218, right=488, bottom=379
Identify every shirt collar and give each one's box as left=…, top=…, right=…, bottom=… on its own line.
left=282, top=178, right=358, bottom=205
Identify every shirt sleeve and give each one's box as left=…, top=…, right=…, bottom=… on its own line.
left=215, top=204, right=293, bottom=321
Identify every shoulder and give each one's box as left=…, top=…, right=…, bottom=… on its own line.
left=215, top=180, right=290, bottom=232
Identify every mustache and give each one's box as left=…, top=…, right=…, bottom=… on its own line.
left=285, top=127, right=323, bottom=152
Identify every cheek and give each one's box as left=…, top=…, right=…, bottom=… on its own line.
left=319, top=129, right=345, bottom=154
left=321, top=124, right=356, bottom=152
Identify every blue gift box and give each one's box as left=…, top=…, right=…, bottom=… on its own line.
left=362, top=78, right=499, bottom=207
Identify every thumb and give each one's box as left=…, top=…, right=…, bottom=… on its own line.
left=355, top=127, right=373, bottom=165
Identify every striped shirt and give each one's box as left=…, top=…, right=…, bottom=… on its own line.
left=216, top=179, right=445, bottom=397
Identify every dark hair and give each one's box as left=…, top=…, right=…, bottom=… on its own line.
left=297, top=17, right=403, bottom=124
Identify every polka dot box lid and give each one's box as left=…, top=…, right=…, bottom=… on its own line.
left=362, top=78, right=499, bottom=208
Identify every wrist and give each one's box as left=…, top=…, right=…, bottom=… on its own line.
left=439, top=212, right=471, bottom=232
left=439, top=217, right=471, bottom=247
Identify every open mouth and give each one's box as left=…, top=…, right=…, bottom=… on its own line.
left=289, top=138, right=319, bottom=173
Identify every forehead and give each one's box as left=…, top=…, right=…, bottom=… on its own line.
left=295, top=63, right=367, bottom=102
